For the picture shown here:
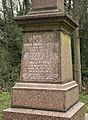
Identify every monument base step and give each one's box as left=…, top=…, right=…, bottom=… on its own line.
left=3, top=102, right=85, bottom=120
left=12, top=81, right=79, bottom=111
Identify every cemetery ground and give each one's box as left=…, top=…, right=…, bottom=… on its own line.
left=0, top=92, right=11, bottom=120
left=0, top=92, right=88, bottom=120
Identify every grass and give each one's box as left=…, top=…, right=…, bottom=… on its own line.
left=0, top=92, right=11, bottom=120
left=0, top=92, right=88, bottom=120
left=80, top=94, right=88, bottom=113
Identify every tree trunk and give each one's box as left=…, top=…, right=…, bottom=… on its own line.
left=18, top=0, right=22, bottom=12
left=9, top=0, right=14, bottom=18
left=23, top=0, right=30, bottom=14
left=73, top=0, right=82, bottom=92
left=2, top=0, right=7, bottom=21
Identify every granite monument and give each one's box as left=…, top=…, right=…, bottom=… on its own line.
left=3, top=0, right=85, bottom=120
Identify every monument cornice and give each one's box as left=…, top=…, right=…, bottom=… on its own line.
left=14, top=12, right=78, bottom=32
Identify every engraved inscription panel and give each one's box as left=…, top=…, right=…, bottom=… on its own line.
left=21, top=32, right=60, bottom=82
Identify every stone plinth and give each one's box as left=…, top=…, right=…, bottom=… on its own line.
left=12, top=81, right=79, bottom=111
left=3, top=102, right=85, bottom=120
left=20, top=31, right=73, bottom=83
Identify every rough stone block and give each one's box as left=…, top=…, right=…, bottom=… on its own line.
left=12, top=81, right=79, bottom=111
left=3, top=102, right=85, bottom=120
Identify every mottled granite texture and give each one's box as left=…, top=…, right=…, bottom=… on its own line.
left=20, top=31, right=73, bottom=83
left=3, top=102, right=85, bottom=120
left=12, top=81, right=78, bottom=111
left=32, top=0, right=64, bottom=13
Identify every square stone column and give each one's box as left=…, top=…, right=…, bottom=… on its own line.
left=3, top=0, right=85, bottom=120
left=32, top=0, right=64, bottom=12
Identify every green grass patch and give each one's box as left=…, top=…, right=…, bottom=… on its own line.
left=0, top=91, right=11, bottom=120
left=80, top=94, right=88, bottom=113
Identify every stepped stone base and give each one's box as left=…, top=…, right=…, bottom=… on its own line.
left=12, top=81, right=79, bottom=111
left=3, top=102, right=85, bottom=120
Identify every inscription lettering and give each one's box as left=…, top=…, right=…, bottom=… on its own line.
left=21, top=32, right=60, bottom=82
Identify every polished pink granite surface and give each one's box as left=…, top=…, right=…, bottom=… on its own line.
left=12, top=81, right=79, bottom=111
left=3, top=102, right=85, bottom=120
